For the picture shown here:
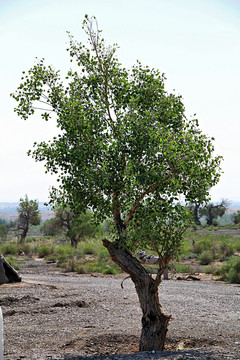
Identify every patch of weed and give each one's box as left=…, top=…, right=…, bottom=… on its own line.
left=199, top=250, right=214, bottom=265
left=0, top=243, right=18, bottom=255
left=217, top=256, right=240, bottom=284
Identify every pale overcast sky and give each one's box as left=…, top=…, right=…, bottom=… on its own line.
left=0, top=0, right=240, bottom=203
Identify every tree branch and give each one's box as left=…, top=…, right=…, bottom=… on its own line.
left=86, top=18, right=119, bottom=138
left=113, top=192, right=125, bottom=234
left=102, top=238, right=150, bottom=281
left=125, top=172, right=174, bottom=227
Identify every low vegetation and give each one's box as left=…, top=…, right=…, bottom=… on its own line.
left=0, top=226, right=239, bottom=283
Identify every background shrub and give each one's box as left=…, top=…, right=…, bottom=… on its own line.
left=199, top=250, right=214, bottom=265
left=1, top=243, right=18, bottom=255
left=38, top=244, right=52, bottom=258
left=192, top=239, right=212, bottom=255
left=218, top=257, right=240, bottom=283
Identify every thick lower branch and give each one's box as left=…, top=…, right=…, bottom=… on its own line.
left=102, top=238, right=149, bottom=281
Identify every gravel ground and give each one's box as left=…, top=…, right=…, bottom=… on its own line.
left=0, top=259, right=239, bottom=360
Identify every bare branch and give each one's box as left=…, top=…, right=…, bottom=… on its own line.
left=32, top=107, right=53, bottom=112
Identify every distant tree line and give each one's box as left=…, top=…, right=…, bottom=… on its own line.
left=1, top=195, right=240, bottom=245
left=0, top=195, right=102, bottom=246
left=189, top=199, right=239, bottom=226
left=41, top=206, right=102, bottom=247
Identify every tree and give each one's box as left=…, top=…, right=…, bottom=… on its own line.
left=0, top=218, right=7, bottom=225
left=187, top=202, right=201, bottom=226
left=0, top=224, right=7, bottom=241
left=41, top=217, right=61, bottom=237
left=0, top=218, right=8, bottom=241
left=16, top=195, right=41, bottom=243
left=11, top=16, right=222, bottom=351
left=233, top=210, right=240, bottom=225
left=200, top=199, right=229, bottom=226
left=53, top=207, right=101, bottom=247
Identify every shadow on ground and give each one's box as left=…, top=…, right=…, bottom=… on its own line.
left=61, top=349, right=223, bottom=359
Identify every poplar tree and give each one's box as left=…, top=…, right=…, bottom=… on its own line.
left=11, top=16, right=222, bottom=351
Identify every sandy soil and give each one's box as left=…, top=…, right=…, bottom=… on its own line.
left=0, top=259, right=239, bottom=360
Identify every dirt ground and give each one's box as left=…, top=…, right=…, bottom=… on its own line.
left=1, top=259, right=240, bottom=360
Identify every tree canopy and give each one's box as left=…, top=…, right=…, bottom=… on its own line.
left=17, top=195, right=41, bottom=243
left=53, top=207, right=102, bottom=247
left=12, top=17, right=221, bottom=248
left=11, top=16, right=222, bottom=351
left=200, top=199, right=229, bottom=226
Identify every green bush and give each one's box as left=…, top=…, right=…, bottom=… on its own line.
left=233, top=211, right=240, bottom=225
left=0, top=224, right=7, bottom=240
left=102, top=266, right=120, bottom=275
left=1, top=243, right=18, bottom=255
left=55, top=245, right=74, bottom=256
left=218, top=257, right=240, bottom=284
left=203, top=264, right=221, bottom=275
left=38, top=245, right=52, bottom=258
left=170, top=262, right=195, bottom=274
left=25, top=237, right=38, bottom=243
left=81, top=243, right=96, bottom=255
left=212, top=219, right=220, bottom=227
left=18, top=243, right=32, bottom=255
left=199, top=250, right=214, bottom=265
left=5, top=255, right=21, bottom=270
left=78, top=260, right=121, bottom=274
left=97, top=247, right=109, bottom=261
left=192, top=239, right=212, bottom=255
left=66, top=258, right=77, bottom=272
left=219, top=242, right=234, bottom=259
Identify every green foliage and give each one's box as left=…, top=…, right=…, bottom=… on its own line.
left=25, top=236, right=38, bottom=243
left=0, top=224, right=7, bottom=240
left=199, top=199, right=229, bottom=226
left=18, top=243, right=32, bottom=255
left=0, top=218, right=7, bottom=225
left=97, top=247, right=110, bottom=261
left=11, top=16, right=222, bottom=266
left=53, top=245, right=75, bottom=263
left=217, top=257, right=240, bottom=284
left=233, top=211, right=240, bottom=225
left=81, top=242, right=96, bottom=255
left=212, top=219, right=220, bottom=227
left=126, top=202, right=191, bottom=258
left=0, top=243, right=18, bottom=255
left=67, top=210, right=103, bottom=246
left=16, top=195, right=41, bottom=243
left=199, top=250, right=214, bottom=265
left=38, top=244, right=53, bottom=258
left=219, top=241, right=234, bottom=259
left=78, top=238, right=103, bottom=256
left=170, top=262, right=195, bottom=274
left=51, top=207, right=103, bottom=247
left=73, top=260, right=121, bottom=275
left=189, top=232, right=239, bottom=262
left=41, top=218, right=62, bottom=236
left=192, top=238, right=212, bottom=255
left=5, top=255, right=21, bottom=271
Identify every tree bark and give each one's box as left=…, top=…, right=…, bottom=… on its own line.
left=193, top=203, right=201, bottom=225
left=20, top=227, right=28, bottom=244
left=102, top=239, right=171, bottom=351
left=70, top=235, right=78, bottom=248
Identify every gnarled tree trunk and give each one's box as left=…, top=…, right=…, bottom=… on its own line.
left=136, top=275, right=170, bottom=351
left=20, top=226, right=28, bottom=244
left=103, top=239, right=171, bottom=351
left=70, top=234, right=78, bottom=248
